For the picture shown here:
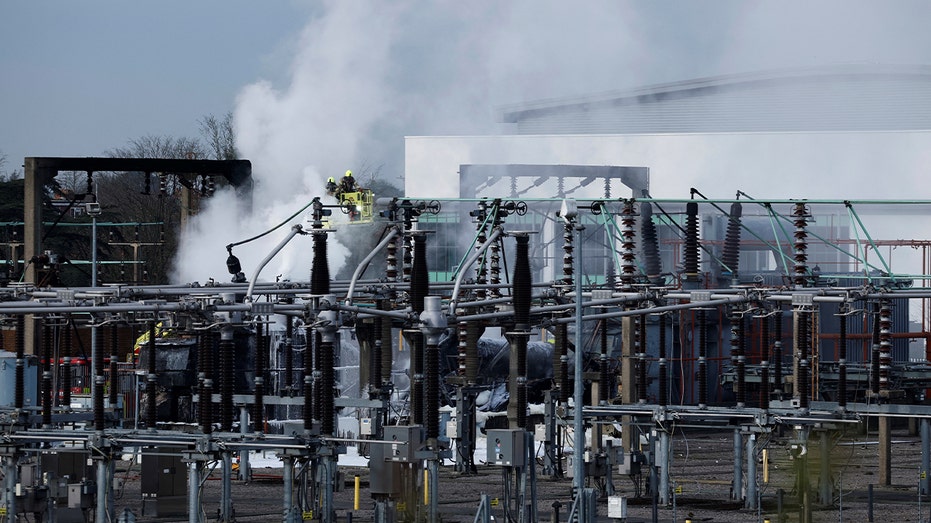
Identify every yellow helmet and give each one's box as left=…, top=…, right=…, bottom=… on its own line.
left=327, top=177, right=335, bottom=183
left=345, top=170, right=353, bottom=177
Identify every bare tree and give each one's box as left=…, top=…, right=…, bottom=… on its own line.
left=199, top=112, right=238, bottom=161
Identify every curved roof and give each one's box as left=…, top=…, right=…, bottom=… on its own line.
left=499, top=64, right=931, bottom=134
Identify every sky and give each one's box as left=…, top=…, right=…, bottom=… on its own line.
left=4, top=0, right=931, bottom=283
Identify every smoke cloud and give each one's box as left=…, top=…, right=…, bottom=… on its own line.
left=172, top=0, right=931, bottom=285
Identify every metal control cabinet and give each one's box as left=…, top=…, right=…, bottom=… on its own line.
left=384, top=425, right=423, bottom=463
left=141, top=447, right=187, bottom=517
left=486, top=429, right=526, bottom=467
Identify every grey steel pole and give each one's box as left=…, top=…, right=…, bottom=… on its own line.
left=91, top=212, right=98, bottom=411
left=659, top=429, right=670, bottom=506
left=5, top=455, right=16, bottom=523
left=819, top=431, right=832, bottom=505
left=283, top=456, right=295, bottom=523
left=239, top=407, right=250, bottom=481
left=96, top=455, right=109, bottom=523
left=572, top=223, right=585, bottom=496
left=188, top=460, right=201, bottom=523
left=746, top=433, right=757, bottom=510
left=221, top=451, right=233, bottom=522
left=733, top=429, right=743, bottom=501
left=922, top=418, right=930, bottom=495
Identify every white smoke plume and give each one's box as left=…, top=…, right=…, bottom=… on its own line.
left=172, top=0, right=931, bottom=285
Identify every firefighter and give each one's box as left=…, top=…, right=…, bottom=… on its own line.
left=340, top=169, right=356, bottom=193
left=325, top=176, right=338, bottom=196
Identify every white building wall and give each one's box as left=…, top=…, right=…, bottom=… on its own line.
left=404, top=131, right=931, bottom=200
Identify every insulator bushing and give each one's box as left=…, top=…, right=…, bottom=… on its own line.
left=371, top=317, right=383, bottom=392
left=303, top=326, right=314, bottom=431
left=310, top=232, right=330, bottom=295
left=253, top=323, right=266, bottom=433
left=736, top=313, right=746, bottom=408
left=879, top=301, right=892, bottom=391
left=284, top=317, right=294, bottom=392
left=773, top=308, right=783, bottom=396
left=313, top=330, right=323, bottom=428
left=198, top=332, right=213, bottom=434
left=599, top=322, right=609, bottom=405
left=109, top=324, right=119, bottom=406
left=640, top=203, right=663, bottom=285
left=555, top=322, right=569, bottom=401
left=320, top=340, right=335, bottom=436
left=513, top=235, right=532, bottom=327
left=386, top=235, right=398, bottom=281
left=410, top=331, right=424, bottom=425
left=721, top=202, right=742, bottom=279
left=15, top=315, right=24, bottom=411
left=838, top=306, right=848, bottom=409
left=637, top=315, right=647, bottom=404
left=658, top=314, right=668, bottom=408
left=620, top=200, right=637, bottom=289
left=684, top=202, right=700, bottom=282
left=698, top=309, right=708, bottom=408
left=792, top=203, right=809, bottom=288
left=760, top=313, right=770, bottom=410
left=870, top=302, right=881, bottom=394
left=465, top=321, right=481, bottom=384
left=380, top=300, right=393, bottom=386
left=410, top=234, right=429, bottom=314
left=219, top=332, right=235, bottom=431
left=425, top=341, right=440, bottom=439
left=563, top=222, right=575, bottom=286
left=797, top=311, right=810, bottom=410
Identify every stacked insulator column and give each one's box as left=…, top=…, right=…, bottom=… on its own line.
left=879, top=300, right=892, bottom=392
left=198, top=332, right=213, bottom=434
left=313, top=331, right=325, bottom=427
left=465, top=321, right=481, bottom=384
left=42, top=322, right=53, bottom=427
left=838, top=305, right=848, bottom=410
left=599, top=321, right=609, bottom=405
left=510, top=234, right=532, bottom=429
left=410, top=233, right=429, bottom=426
left=730, top=309, right=744, bottom=407
left=319, top=335, right=335, bottom=436
left=457, top=321, right=467, bottom=377
left=721, top=202, right=742, bottom=280
left=619, top=200, right=636, bottom=290
left=555, top=321, right=569, bottom=402
left=684, top=202, right=700, bottom=285
left=379, top=300, right=394, bottom=387
left=698, top=309, right=708, bottom=408
left=386, top=230, right=398, bottom=282
left=15, top=314, right=24, bottom=411
left=658, top=314, right=668, bottom=408
left=474, top=202, right=489, bottom=300
left=219, top=328, right=234, bottom=431
left=371, top=316, right=383, bottom=393
left=797, top=311, right=810, bottom=411
left=562, top=221, right=574, bottom=286
left=303, top=326, right=314, bottom=432
left=870, top=302, right=881, bottom=394
left=94, top=328, right=105, bottom=430
left=759, top=312, right=770, bottom=410
left=773, top=308, right=783, bottom=397
left=253, top=321, right=266, bottom=433
left=637, top=315, right=647, bottom=404
left=793, top=202, right=809, bottom=288
left=737, top=313, right=747, bottom=408
left=109, top=324, right=119, bottom=407
left=284, top=316, right=294, bottom=393
left=640, top=203, right=663, bottom=285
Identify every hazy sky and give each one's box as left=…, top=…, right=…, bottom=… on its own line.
left=5, top=0, right=931, bottom=283
left=5, top=1, right=931, bottom=179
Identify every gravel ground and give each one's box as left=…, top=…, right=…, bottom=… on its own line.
left=107, top=424, right=931, bottom=522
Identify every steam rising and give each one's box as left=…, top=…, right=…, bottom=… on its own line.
left=172, top=0, right=931, bottom=284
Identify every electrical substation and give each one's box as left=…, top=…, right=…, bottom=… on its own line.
left=3, top=154, right=931, bottom=523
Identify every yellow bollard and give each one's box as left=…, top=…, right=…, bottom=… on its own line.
left=424, top=469, right=429, bottom=505
left=763, top=448, right=769, bottom=484
left=354, top=475, right=360, bottom=511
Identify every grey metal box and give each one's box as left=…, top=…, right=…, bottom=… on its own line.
left=384, top=425, right=423, bottom=463
left=486, top=429, right=526, bottom=467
